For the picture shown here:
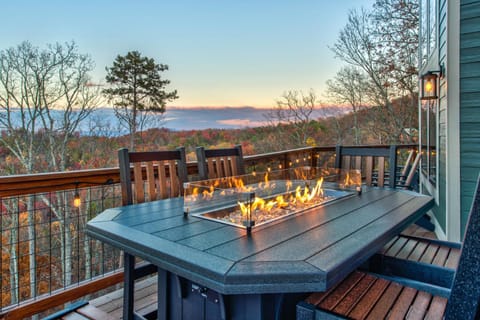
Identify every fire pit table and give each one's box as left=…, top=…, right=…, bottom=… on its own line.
left=86, top=167, right=434, bottom=320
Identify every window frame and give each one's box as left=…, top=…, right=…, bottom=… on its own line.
left=419, top=0, right=439, bottom=192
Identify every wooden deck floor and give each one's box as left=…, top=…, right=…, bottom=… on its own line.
left=89, top=275, right=158, bottom=319
left=402, top=223, right=437, bottom=239
left=89, top=224, right=437, bottom=319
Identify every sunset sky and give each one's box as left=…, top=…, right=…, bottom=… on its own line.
left=1, top=0, right=375, bottom=108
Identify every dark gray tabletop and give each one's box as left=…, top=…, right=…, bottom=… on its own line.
left=86, top=187, right=433, bottom=294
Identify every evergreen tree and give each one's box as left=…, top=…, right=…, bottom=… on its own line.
left=103, top=51, right=178, bottom=150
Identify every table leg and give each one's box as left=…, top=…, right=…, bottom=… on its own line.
left=157, top=268, right=168, bottom=320
left=123, top=252, right=135, bottom=320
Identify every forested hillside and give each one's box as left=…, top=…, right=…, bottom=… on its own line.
left=0, top=97, right=418, bottom=176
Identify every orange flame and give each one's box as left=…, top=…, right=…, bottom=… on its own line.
left=237, top=177, right=325, bottom=220
left=343, top=172, right=359, bottom=187
left=202, top=185, right=215, bottom=198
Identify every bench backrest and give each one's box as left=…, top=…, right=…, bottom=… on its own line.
left=444, top=174, right=480, bottom=319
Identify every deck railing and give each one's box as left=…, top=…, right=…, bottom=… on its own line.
left=0, top=144, right=416, bottom=319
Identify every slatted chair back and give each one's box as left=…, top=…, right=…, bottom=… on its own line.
left=398, top=149, right=415, bottom=179
left=297, top=174, right=480, bottom=320
left=397, top=151, right=421, bottom=190
left=196, top=145, right=245, bottom=180
left=335, top=145, right=398, bottom=188
left=118, top=147, right=188, bottom=206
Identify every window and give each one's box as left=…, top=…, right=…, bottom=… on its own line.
left=420, top=0, right=437, bottom=187
left=420, top=0, right=437, bottom=66
left=429, top=0, right=437, bottom=54
left=421, top=100, right=437, bottom=186
left=428, top=101, right=437, bottom=184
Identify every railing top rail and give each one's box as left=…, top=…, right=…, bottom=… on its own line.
left=243, top=146, right=336, bottom=162
left=0, top=167, right=120, bottom=198
left=0, top=144, right=417, bottom=198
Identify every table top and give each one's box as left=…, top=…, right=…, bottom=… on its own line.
left=86, top=187, right=433, bottom=295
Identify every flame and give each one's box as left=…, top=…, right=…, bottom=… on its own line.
left=202, top=185, right=215, bottom=198
left=265, top=200, right=276, bottom=212
left=191, top=187, right=199, bottom=200
left=344, top=172, right=355, bottom=186
left=343, top=172, right=359, bottom=187
left=276, top=195, right=288, bottom=208
left=285, top=180, right=292, bottom=193
left=256, top=172, right=272, bottom=190
left=264, top=172, right=269, bottom=186
left=234, top=177, right=245, bottom=189
left=238, top=201, right=249, bottom=218
left=250, top=197, right=262, bottom=211
left=237, top=177, right=325, bottom=220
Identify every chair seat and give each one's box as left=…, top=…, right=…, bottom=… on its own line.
left=380, top=235, right=460, bottom=269
left=299, top=271, right=447, bottom=320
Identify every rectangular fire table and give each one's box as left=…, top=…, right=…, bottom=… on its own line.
left=86, top=175, right=433, bottom=320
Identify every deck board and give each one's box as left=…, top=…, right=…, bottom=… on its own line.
left=89, top=275, right=157, bottom=319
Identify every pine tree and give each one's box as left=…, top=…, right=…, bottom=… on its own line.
left=103, top=51, right=178, bottom=150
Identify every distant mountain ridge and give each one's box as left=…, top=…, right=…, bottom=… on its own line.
left=2, top=106, right=350, bottom=135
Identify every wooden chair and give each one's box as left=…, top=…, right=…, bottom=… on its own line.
left=118, top=147, right=188, bottom=206
left=297, top=175, right=480, bottom=320
left=196, top=144, right=245, bottom=180
left=335, top=145, right=398, bottom=188
left=396, top=151, right=421, bottom=190
left=118, top=147, right=187, bottom=319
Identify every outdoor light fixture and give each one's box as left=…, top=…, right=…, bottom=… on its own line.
left=73, top=184, right=81, bottom=208
left=420, top=66, right=443, bottom=100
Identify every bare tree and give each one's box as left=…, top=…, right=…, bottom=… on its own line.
left=264, top=89, right=323, bottom=149
left=331, top=8, right=389, bottom=103
left=0, top=41, right=99, bottom=298
left=325, top=66, right=369, bottom=144
left=330, top=0, right=419, bottom=143
left=373, top=0, right=419, bottom=96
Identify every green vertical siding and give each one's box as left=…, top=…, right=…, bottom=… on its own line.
left=460, top=0, right=480, bottom=235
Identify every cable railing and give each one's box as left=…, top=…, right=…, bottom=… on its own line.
left=0, top=144, right=416, bottom=318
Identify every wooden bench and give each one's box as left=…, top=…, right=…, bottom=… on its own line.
left=43, top=301, right=115, bottom=320
left=364, top=235, right=460, bottom=296
left=379, top=234, right=460, bottom=269
left=297, top=174, right=480, bottom=320
left=299, top=271, right=448, bottom=319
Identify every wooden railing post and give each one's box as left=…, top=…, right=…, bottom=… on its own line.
left=389, top=145, right=398, bottom=189
left=334, top=145, right=342, bottom=169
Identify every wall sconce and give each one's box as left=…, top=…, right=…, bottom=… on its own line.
left=420, top=66, right=443, bottom=100
left=420, top=72, right=438, bottom=100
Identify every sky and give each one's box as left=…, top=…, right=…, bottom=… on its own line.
left=1, top=0, right=375, bottom=108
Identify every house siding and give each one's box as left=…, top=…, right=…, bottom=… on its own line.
left=432, top=0, right=448, bottom=233
left=460, top=0, right=480, bottom=235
